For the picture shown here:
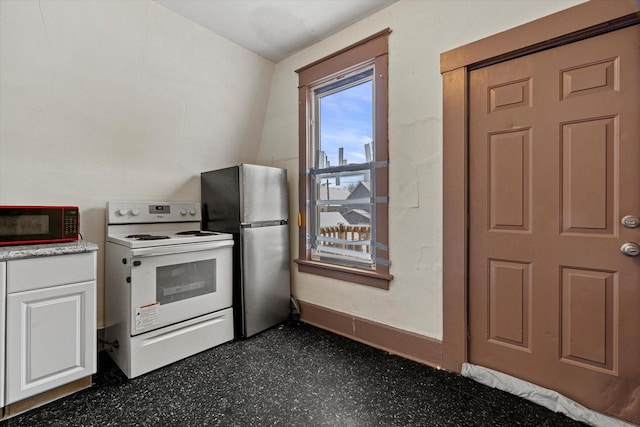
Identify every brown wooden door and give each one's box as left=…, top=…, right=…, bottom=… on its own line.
left=469, top=25, right=640, bottom=423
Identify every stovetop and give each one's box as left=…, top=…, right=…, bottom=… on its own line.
left=107, top=229, right=233, bottom=249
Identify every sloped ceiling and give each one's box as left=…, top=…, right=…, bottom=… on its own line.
left=154, top=0, right=398, bottom=62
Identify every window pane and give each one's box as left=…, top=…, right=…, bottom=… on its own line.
left=312, top=171, right=373, bottom=267
left=317, top=79, right=373, bottom=168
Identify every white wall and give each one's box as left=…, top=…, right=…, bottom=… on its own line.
left=257, top=0, right=586, bottom=340
left=0, top=0, right=275, bottom=327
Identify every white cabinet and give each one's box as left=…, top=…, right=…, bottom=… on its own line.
left=5, top=252, right=96, bottom=405
left=0, top=262, right=5, bottom=409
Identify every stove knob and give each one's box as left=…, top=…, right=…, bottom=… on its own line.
left=118, top=208, right=129, bottom=216
left=131, top=208, right=140, bottom=216
left=189, top=208, right=197, bottom=215
left=180, top=208, right=187, bottom=216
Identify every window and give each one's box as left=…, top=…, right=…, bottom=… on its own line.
left=295, top=29, right=392, bottom=289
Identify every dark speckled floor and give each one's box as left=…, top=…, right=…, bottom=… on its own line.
left=1, top=321, right=586, bottom=426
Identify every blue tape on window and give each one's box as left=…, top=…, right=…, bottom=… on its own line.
left=309, top=161, right=388, bottom=177
left=375, top=242, right=389, bottom=251
left=373, top=161, right=389, bottom=168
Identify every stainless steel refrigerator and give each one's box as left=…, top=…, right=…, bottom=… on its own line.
left=201, top=164, right=290, bottom=338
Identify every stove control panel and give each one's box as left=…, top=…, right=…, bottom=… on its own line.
left=107, top=201, right=201, bottom=224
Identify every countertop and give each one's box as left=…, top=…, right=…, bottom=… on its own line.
left=0, top=240, right=99, bottom=261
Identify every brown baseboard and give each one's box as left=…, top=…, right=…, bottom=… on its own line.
left=298, top=300, right=443, bottom=368
left=3, top=376, right=93, bottom=419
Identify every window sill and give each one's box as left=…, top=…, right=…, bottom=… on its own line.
left=295, top=259, right=392, bottom=290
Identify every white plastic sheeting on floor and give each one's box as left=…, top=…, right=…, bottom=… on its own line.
left=461, top=363, right=637, bottom=427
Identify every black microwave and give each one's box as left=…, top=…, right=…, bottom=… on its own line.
left=0, top=206, right=79, bottom=246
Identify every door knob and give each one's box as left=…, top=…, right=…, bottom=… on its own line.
left=621, top=215, right=640, bottom=229
left=620, top=242, right=640, bottom=257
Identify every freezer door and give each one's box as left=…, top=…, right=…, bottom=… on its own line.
left=240, top=164, right=288, bottom=224
left=241, top=224, right=291, bottom=337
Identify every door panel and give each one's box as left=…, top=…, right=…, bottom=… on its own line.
left=6, top=281, right=96, bottom=404
left=488, top=260, right=531, bottom=350
left=560, top=268, right=615, bottom=372
left=561, top=117, right=616, bottom=234
left=489, top=129, right=531, bottom=231
left=241, top=164, right=288, bottom=224
left=241, top=224, right=291, bottom=337
left=469, top=25, right=639, bottom=423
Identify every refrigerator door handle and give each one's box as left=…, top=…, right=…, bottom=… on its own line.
left=241, top=220, right=288, bottom=228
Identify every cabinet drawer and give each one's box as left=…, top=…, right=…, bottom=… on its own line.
left=7, top=252, right=97, bottom=293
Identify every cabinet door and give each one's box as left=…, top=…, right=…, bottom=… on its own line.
left=6, top=280, right=96, bottom=404
left=0, top=262, right=5, bottom=408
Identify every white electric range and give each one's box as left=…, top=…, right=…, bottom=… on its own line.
left=104, top=201, right=234, bottom=378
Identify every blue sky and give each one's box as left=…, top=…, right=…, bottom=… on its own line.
left=319, top=80, right=373, bottom=167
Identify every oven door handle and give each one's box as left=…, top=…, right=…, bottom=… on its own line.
left=130, top=240, right=234, bottom=257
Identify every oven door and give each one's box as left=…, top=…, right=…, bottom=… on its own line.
left=129, top=240, right=233, bottom=336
